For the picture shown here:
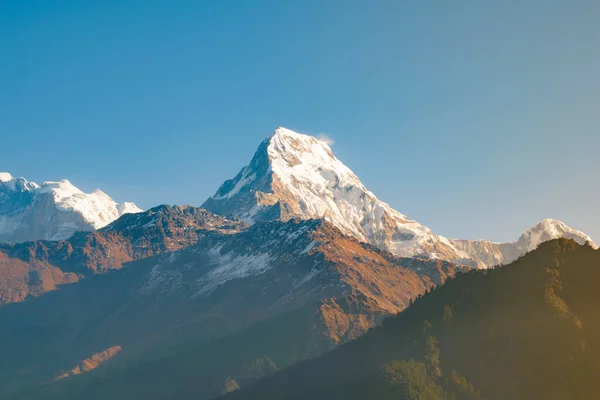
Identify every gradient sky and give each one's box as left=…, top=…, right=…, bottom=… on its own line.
left=1, top=0, right=599, bottom=243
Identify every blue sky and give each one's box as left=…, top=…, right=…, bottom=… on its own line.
left=1, top=0, right=599, bottom=242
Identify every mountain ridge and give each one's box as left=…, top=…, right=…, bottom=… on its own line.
left=0, top=173, right=142, bottom=243
left=203, top=127, right=596, bottom=268
left=0, top=217, right=465, bottom=399
left=0, top=205, right=246, bottom=305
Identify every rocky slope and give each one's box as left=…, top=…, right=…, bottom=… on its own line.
left=0, top=219, right=465, bottom=399
left=203, top=127, right=596, bottom=267
left=0, top=252, right=79, bottom=305
left=0, top=205, right=245, bottom=305
left=0, top=173, right=142, bottom=243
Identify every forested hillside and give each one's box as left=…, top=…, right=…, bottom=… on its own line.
left=225, top=239, right=600, bottom=400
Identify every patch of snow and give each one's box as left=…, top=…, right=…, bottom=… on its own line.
left=302, top=240, right=318, bottom=254
left=140, top=264, right=184, bottom=295
left=142, top=217, right=158, bottom=228
left=195, top=251, right=273, bottom=296
left=214, top=171, right=257, bottom=200
left=293, top=267, right=320, bottom=288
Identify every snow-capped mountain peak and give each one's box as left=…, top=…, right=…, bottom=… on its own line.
left=37, top=179, right=142, bottom=229
left=203, top=127, right=460, bottom=260
left=517, top=218, right=597, bottom=251
left=268, top=127, right=368, bottom=198
left=203, top=128, right=596, bottom=268
left=0, top=173, right=142, bottom=243
left=449, top=218, right=597, bottom=268
left=118, top=201, right=142, bottom=215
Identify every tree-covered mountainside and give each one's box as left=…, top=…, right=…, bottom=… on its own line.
left=224, top=239, right=600, bottom=400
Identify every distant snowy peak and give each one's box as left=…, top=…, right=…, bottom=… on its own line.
left=0, top=173, right=142, bottom=243
left=517, top=218, right=596, bottom=251
left=0, top=174, right=39, bottom=192
left=37, top=179, right=142, bottom=229
left=450, top=218, right=597, bottom=268
left=267, top=127, right=364, bottom=194
left=118, top=202, right=142, bottom=215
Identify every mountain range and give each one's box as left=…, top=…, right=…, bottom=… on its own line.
left=2, top=128, right=594, bottom=267
left=0, top=216, right=465, bottom=399
left=0, top=173, right=141, bottom=243
left=0, top=205, right=245, bottom=305
left=0, top=127, right=597, bottom=399
left=203, top=127, right=595, bottom=267
left=1, top=128, right=595, bottom=308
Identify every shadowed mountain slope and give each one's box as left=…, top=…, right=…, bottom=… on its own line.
left=0, top=219, right=464, bottom=400
left=223, top=239, right=600, bottom=400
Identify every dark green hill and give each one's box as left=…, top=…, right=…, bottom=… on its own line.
left=224, top=239, right=600, bottom=400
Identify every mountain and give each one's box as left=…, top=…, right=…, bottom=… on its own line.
left=0, top=173, right=142, bottom=243
left=0, top=218, right=465, bottom=400
left=449, top=218, right=597, bottom=267
left=0, top=205, right=246, bottom=305
left=203, top=127, right=596, bottom=267
left=222, top=239, right=600, bottom=400
left=202, top=128, right=461, bottom=261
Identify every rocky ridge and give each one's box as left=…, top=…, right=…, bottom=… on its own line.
left=0, top=205, right=245, bottom=305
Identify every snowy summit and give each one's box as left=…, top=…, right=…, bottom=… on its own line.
left=203, top=127, right=455, bottom=259
left=0, top=173, right=142, bottom=243
left=203, top=127, right=596, bottom=268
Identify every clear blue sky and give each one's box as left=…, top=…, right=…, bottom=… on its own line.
left=1, top=0, right=599, bottom=243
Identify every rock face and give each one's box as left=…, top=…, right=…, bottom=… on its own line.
left=0, top=173, right=142, bottom=243
left=0, top=205, right=246, bottom=305
left=203, top=127, right=596, bottom=268
left=0, top=219, right=465, bottom=399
